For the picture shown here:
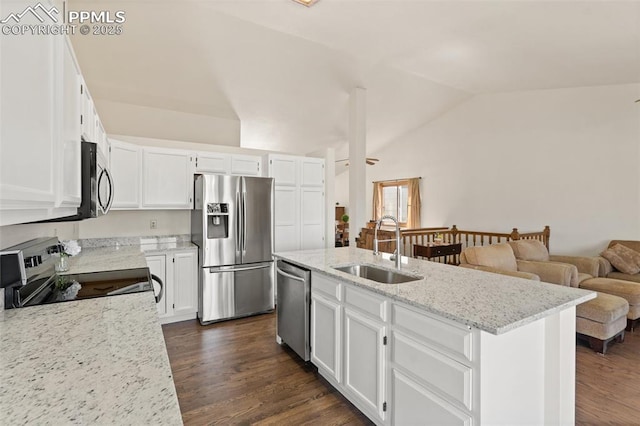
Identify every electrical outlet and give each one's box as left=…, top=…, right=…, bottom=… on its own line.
left=150, top=220, right=158, bottom=229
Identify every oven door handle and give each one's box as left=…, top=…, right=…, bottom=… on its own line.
left=151, top=274, right=164, bottom=304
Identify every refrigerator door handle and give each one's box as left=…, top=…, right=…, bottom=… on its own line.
left=235, top=191, right=242, bottom=259
left=209, top=263, right=271, bottom=273
left=242, top=190, right=247, bottom=255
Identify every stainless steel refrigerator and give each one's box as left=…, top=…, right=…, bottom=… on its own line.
left=191, top=174, right=274, bottom=325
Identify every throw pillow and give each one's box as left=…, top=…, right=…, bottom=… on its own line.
left=508, top=240, right=550, bottom=262
left=600, top=243, right=640, bottom=275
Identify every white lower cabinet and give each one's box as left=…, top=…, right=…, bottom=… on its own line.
left=310, top=272, right=473, bottom=425
left=311, top=293, right=341, bottom=383
left=344, top=307, right=387, bottom=422
left=146, top=249, right=198, bottom=324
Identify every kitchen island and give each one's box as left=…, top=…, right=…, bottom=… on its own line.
left=276, top=247, right=595, bottom=426
left=0, top=244, right=183, bottom=425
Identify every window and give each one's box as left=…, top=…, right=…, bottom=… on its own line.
left=372, top=177, right=421, bottom=229
left=381, top=180, right=409, bottom=226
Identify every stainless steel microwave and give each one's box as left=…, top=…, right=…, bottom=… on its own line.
left=43, top=141, right=114, bottom=222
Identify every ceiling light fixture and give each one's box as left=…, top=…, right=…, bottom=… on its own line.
left=292, top=0, right=319, bottom=7
left=336, top=158, right=379, bottom=166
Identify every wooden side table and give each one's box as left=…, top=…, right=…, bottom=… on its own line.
left=413, top=243, right=462, bottom=265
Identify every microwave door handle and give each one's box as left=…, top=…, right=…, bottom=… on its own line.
left=97, top=169, right=107, bottom=214
left=104, top=167, right=114, bottom=213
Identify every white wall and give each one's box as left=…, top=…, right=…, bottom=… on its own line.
left=96, top=100, right=241, bottom=147
left=0, top=211, right=190, bottom=249
left=365, top=84, right=640, bottom=255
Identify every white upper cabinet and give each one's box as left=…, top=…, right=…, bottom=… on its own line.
left=267, top=155, right=297, bottom=186
left=0, top=11, right=59, bottom=211
left=110, top=140, right=142, bottom=209
left=301, top=158, right=325, bottom=187
left=142, top=147, right=194, bottom=209
left=231, top=154, right=261, bottom=176
left=59, top=38, right=82, bottom=208
left=195, top=152, right=230, bottom=174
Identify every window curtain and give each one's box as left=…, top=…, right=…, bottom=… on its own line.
left=406, top=178, right=421, bottom=229
left=372, top=182, right=383, bottom=221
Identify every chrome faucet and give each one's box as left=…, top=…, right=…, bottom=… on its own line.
left=373, top=215, right=402, bottom=269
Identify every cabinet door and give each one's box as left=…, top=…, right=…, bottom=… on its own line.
left=344, top=308, right=386, bottom=422
left=146, top=255, right=167, bottom=317
left=311, top=293, right=341, bottom=383
left=274, top=186, right=299, bottom=252
left=231, top=154, right=261, bottom=176
left=0, top=11, right=59, bottom=211
left=59, top=38, right=82, bottom=208
left=110, top=140, right=141, bottom=209
left=301, top=158, right=324, bottom=187
left=142, top=148, right=193, bottom=208
left=196, top=152, right=230, bottom=174
left=392, top=369, right=472, bottom=426
left=172, top=251, right=198, bottom=316
left=267, top=155, right=297, bottom=186
left=80, top=80, right=94, bottom=142
left=300, top=187, right=325, bottom=250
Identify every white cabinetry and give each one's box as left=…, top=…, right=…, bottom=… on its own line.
left=142, top=148, right=194, bottom=209
left=195, top=152, right=230, bottom=174
left=310, top=274, right=387, bottom=424
left=231, top=154, right=261, bottom=176
left=59, top=38, right=82, bottom=208
left=311, top=274, right=342, bottom=383
left=267, top=155, right=325, bottom=251
left=145, top=249, right=198, bottom=324
left=109, top=140, right=142, bottom=209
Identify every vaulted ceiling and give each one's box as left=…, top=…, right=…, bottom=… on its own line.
left=69, top=0, right=640, bottom=158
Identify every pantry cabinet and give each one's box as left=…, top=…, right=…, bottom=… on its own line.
left=266, top=154, right=325, bottom=252
left=145, top=249, right=198, bottom=324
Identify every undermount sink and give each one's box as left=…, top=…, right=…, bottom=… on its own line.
left=333, top=264, right=422, bottom=284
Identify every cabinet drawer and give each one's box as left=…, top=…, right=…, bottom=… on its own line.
left=344, top=286, right=386, bottom=322
left=392, top=369, right=472, bottom=426
left=393, top=304, right=472, bottom=362
left=393, top=332, right=472, bottom=410
left=312, top=273, right=341, bottom=301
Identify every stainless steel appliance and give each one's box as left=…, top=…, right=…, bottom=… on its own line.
left=42, top=141, right=114, bottom=222
left=191, top=174, right=275, bottom=325
left=0, top=238, right=162, bottom=308
left=276, top=260, right=311, bottom=361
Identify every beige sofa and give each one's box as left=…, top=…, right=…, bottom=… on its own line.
left=460, top=242, right=629, bottom=354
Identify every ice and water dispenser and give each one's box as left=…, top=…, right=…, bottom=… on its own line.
left=206, top=203, right=229, bottom=239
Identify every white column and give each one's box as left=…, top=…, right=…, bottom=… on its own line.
left=349, top=88, right=367, bottom=235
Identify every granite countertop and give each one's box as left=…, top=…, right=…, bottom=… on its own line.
left=0, top=293, right=183, bottom=425
left=275, top=247, right=596, bottom=335
left=63, top=237, right=197, bottom=275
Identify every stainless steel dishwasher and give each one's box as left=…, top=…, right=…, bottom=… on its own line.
left=276, top=260, right=311, bottom=362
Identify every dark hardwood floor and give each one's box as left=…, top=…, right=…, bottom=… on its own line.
left=162, top=313, right=372, bottom=425
left=163, top=313, right=640, bottom=425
